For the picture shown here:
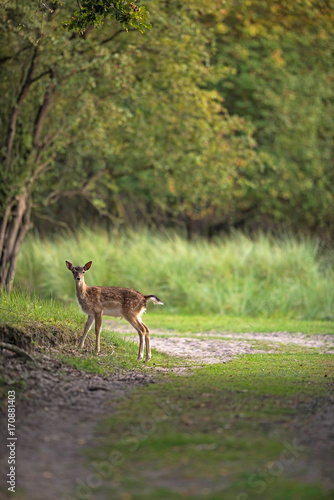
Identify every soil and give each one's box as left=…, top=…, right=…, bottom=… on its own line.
left=0, top=326, right=333, bottom=499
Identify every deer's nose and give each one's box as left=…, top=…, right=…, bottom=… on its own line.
left=76, top=276, right=81, bottom=281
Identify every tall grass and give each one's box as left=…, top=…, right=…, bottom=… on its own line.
left=15, top=228, right=334, bottom=320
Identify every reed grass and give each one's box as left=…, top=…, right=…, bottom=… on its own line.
left=14, top=228, right=334, bottom=320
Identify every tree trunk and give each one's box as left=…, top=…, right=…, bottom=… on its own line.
left=0, top=193, right=33, bottom=292
left=1, top=69, right=55, bottom=293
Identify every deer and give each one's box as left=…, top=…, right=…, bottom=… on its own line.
left=65, top=260, right=163, bottom=362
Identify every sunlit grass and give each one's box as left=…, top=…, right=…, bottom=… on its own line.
left=0, top=288, right=84, bottom=328
left=15, top=228, right=334, bottom=320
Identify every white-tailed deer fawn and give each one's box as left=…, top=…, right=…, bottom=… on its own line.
left=65, top=260, right=163, bottom=362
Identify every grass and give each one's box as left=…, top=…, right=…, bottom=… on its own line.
left=57, top=329, right=188, bottom=375
left=148, top=312, right=334, bottom=335
left=15, top=228, right=334, bottom=320
left=0, top=288, right=85, bottom=329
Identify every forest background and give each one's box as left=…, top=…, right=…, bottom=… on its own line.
left=0, top=0, right=333, bottom=294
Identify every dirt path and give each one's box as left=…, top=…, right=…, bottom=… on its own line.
left=0, top=351, right=154, bottom=500
left=151, top=332, right=334, bottom=363
left=106, top=320, right=334, bottom=363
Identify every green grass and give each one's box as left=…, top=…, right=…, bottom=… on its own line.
left=15, top=228, right=334, bottom=320
left=148, top=312, right=334, bottom=335
left=77, top=353, right=334, bottom=500
left=57, top=329, right=188, bottom=375
left=0, top=288, right=85, bottom=329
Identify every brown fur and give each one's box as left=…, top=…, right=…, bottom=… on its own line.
left=66, top=260, right=163, bottom=361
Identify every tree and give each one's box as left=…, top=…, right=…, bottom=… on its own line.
left=1, top=0, right=258, bottom=289
left=211, top=0, right=334, bottom=235
left=90, top=1, right=258, bottom=237
left=0, top=1, right=143, bottom=291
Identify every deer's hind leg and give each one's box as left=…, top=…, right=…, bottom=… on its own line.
left=140, top=320, right=151, bottom=362
left=123, top=313, right=146, bottom=362
left=94, top=312, right=103, bottom=354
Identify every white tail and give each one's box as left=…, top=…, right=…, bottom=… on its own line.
left=66, top=260, right=163, bottom=362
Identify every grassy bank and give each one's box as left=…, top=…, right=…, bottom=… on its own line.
left=0, top=290, right=181, bottom=374
left=15, top=229, right=334, bottom=320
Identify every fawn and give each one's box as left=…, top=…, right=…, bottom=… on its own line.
left=65, top=260, right=163, bottom=362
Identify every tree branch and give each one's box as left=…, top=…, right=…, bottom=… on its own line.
left=30, top=68, right=52, bottom=84
left=33, top=81, right=55, bottom=148
left=46, top=169, right=109, bottom=205
left=33, top=213, right=71, bottom=231
left=0, top=342, right=35, bottom=363
left=0, top=45, right=32, bottom=65
left=6, top=46, right=39, bottom=170
left=101, top=28, right=135, bottom=44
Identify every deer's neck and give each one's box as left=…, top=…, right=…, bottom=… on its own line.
left=75, top=279, right=87, bottom=299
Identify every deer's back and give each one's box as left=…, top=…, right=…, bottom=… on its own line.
left=79, top=285, right=146, bottom=315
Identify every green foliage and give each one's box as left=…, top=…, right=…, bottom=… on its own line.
left=15, top=229, right=334, bottom=320
left=0, top=0, right=256, bottom=233
left=211, top=0, right=334, bottom=233
left=61, top=0, right=151, bottom=33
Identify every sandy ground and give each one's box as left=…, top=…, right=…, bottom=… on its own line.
left=105, top=320, right=334, bottom=364
left=151, top=332, right=334, bottom=363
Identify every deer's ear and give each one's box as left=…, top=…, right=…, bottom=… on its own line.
left=66, top=261, right=73, bottom=271
left=84, top=261, right=92, bottom=271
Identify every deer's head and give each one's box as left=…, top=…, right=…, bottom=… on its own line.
left=66, top=261, right=92, bottom=283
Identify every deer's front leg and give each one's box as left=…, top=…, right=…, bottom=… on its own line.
left=94, top=312, right=103, bottom=354
left=80, top=315, right=94, bottom=349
